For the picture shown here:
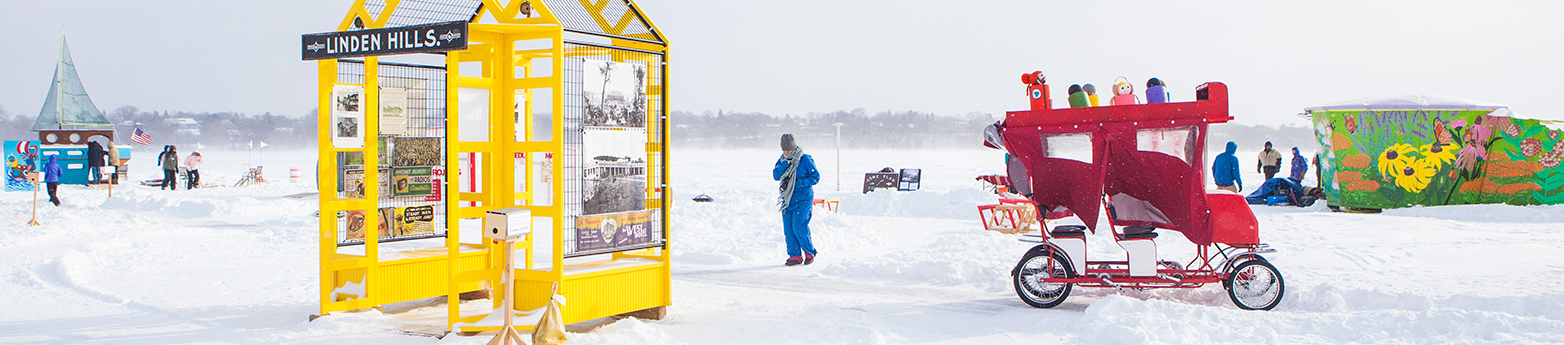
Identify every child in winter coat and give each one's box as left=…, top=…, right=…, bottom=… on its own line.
left=43, top=155, right=62, bottom=206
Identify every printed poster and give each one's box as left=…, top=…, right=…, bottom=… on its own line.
left=333, top=85, right=365, bottom=148
left=574, top=209, right=655, bottom=252
left=344, top=169, right=366, bottom=199
left=391, top=137, right=442, bottom=166
left=391, top=166, right=433, bottom=196
left=344, top=209, right=367, bottom=241
left=379, top=87, right=409, bottom=136
left=4, top=140, right=41, bottom=192
left=397, top=205, right=436, bottom=236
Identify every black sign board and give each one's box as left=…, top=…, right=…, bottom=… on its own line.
left=302, top=21, right=468, bottom=60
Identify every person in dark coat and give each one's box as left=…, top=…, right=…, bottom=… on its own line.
left=43, top=155, right=62, bottom=206
left=1213, top=141, right=1242, bottom=193
left=86, top=141, right=105, bottom=184
left=773, top=134, right=820, bottom=266
left=158, top=145, right=179, bottom=190
left=1289, top=147, right=1308, bottom=182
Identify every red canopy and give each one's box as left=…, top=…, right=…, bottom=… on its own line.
left=999, top=82, right=1231, bottom=245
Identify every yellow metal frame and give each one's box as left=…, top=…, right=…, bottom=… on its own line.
left=316, top=0, right=671, bottom=332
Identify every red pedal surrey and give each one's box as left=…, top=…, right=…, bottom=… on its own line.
left=995, top=75, right=1285, bottom=310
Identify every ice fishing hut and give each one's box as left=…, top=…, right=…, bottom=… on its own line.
left=31, top=34, right=129, bottom=185
left=307, top=0, right=671, bottom=333
left=1309, top=95, right=1564, bottom=210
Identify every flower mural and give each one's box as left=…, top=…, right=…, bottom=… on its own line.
left=1378, top=143, right=1416, bottom=179
left=1310, top=99, right=1564, bottom=209
left=1421, top=142, right=1458, bottom=167
left=1394, top=158, right=1437, bottom=193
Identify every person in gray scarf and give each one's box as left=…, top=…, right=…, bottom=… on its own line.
left=773, top=134, right=820, bottom=266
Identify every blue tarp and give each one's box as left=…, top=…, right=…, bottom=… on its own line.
left=1246, top=177, right=1303, bottom=205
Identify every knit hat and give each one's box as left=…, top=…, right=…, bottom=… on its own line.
left=781, top=134, right=797, bottom=151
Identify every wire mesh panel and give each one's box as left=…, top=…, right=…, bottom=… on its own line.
left=365, top=0, right=483, bottom=28
left=562, top=42, right=665, bottom=257
left=538, top=0, right=661, bottom=43
left=335, top=60, right=450, bottom=246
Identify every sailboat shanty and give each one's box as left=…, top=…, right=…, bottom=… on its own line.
left=31, top=33, right=128, bottom=185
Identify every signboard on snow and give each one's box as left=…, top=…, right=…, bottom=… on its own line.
left=574, top=209, right=656, bottom=253
left=302, top=21, right=468, bottom=60
left=4, top=140, right=41, bottom=192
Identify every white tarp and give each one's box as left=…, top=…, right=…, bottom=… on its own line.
left=1305, top=94, right=1508, bottom=111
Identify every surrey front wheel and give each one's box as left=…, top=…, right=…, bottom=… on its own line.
left=1013, top=248, right=1074, bottom=308
left=1226, top=259, right=1284, bottom=310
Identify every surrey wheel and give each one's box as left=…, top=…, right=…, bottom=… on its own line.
left=1012, top=248, right=1074, bottom=308
left=1225, top=259, right=1284, bottom=310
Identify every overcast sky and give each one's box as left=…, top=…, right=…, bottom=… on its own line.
left=2, top=0, right=1561, bottom=127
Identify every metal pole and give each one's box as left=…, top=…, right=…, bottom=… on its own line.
left=834, top=123, right=842, bottom=191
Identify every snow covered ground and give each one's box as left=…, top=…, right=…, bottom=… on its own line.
left=3, top=148, right=1564, bottom=344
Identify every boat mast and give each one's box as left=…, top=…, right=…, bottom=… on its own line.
left=56, top=26, right=64, bottom=130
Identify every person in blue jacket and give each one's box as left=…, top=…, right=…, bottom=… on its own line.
left=1213, top=141, right=1242, bottom=193
left=1289, top=147, right=1308, bottom=182
left=773, top=134, right=820, bottom=266
left=43, top=155, right=62, bottom=206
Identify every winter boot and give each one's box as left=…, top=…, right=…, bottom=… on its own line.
left=803, top=254, right=815, bottom=265
left=785, top=256, right=804, bottom=266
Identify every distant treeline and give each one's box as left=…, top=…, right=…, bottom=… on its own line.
left=0, top=104, right=317, bottom=149
left=670, top=109, right=1317, bottom=152
left=671, top=109, right=999, bottom=150
left=0, top=103, right=1317, bottom=152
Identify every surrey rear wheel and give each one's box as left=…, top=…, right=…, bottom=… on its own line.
left=1226, top=259, right=1284, bottom=310
left=1013, top=248, right=1074, bottom=308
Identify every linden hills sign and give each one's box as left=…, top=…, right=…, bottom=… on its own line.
left=302, top=21, right=468, bottom=60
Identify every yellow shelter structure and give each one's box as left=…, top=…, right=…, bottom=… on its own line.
left=308, top=0, right=671, bottom=333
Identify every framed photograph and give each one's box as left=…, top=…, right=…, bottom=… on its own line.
left=582, top=59, right=648, bottom=128
left=332, top=85, right=365, bottom=148
left=582, top=128, right=647, bottom=215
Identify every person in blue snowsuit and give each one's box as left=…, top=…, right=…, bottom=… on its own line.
left=1289, top=147, right=1308, bottom=182
left=43, top=155, right=62, bottom=206
left=773, top=134, right=820, bottom=266
left=1213, top=141, right=1242, bottom=193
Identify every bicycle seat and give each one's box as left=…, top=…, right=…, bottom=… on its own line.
left=1121, top=226, right=1158, bottom=239
left=1050, top=225, right=1086, bottom=237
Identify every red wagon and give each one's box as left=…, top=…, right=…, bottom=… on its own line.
left=998, top=81, right=1285, bottom=310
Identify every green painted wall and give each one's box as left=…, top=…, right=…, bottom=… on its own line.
left=1313, top=109, right=1564, bottom=209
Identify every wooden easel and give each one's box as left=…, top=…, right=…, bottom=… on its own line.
left=487, top=239, right=525, bottom=345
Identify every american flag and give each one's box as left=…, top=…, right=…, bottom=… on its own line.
left=131, top=127, right=153, bottom=146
